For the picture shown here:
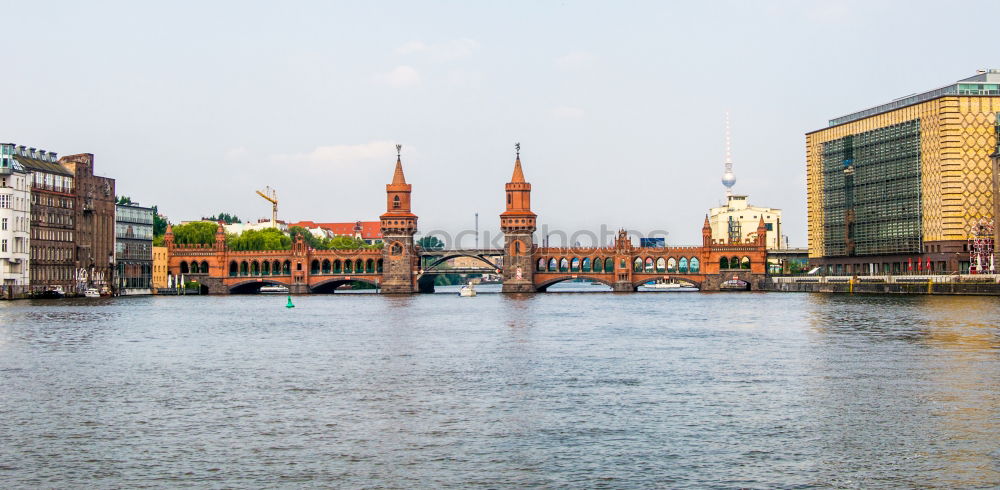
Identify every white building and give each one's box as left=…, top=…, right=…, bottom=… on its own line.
left=222, top=218, right=288, bottom=235
left=0, top=143, right=31, bottom=290
left=709, top=194, right=785, bottom=249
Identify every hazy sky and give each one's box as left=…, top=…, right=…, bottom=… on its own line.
left=4, top=1, right=999, bottom=247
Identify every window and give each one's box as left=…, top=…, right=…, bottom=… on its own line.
left=0, top=194, right=8, bottom=208
left=1, top=218, right=6, bottom=231
left=393, top=195, right=400, bottom=209
left=1, top=240, right=6, bottom=252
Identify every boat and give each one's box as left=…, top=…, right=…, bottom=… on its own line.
left=720, top=279, right=750, bottom=291
left=84, top=288, right=101, bottom=298
left=34, top=285, right=65, bottom=299
left=645, top=281, right=682, bottom=290
left=459, top=283, right=477, bottom=297
left=260, top=285, right=290, bottom=294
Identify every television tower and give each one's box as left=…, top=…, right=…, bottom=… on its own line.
left=721, top=112, right=736, bottom=196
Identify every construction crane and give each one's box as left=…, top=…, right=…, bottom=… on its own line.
left=255, top=186, right=278, bottom=228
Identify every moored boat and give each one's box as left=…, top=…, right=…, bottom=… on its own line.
left=34, top=285, right=65, bottom=299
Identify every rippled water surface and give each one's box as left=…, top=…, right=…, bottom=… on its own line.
left=2, top=289, right=999, bottom=488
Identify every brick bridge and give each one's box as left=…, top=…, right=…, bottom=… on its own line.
left=166, top=151, right=768, bottom=294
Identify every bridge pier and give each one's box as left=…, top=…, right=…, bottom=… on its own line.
left=612, top=281, right=634, bottom=293
left=501, top=282, right=536, bottom=293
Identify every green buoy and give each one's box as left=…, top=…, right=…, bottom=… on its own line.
left=286, top=295, right=295, bottom=308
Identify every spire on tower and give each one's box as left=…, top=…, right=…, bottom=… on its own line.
left=511, top=142, right=526, bottom=183
left=722, top=112, right=736, bottom=196
left=392, top=144, right=407, bottom=185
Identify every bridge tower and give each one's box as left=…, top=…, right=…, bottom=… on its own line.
left=612, top=229, right=635, bottom=292
left=380, top=146, right=419, bottom=294
left=500, top=144, right=537, bottom=293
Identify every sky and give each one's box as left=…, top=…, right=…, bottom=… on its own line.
left=4, top=0, right=999, bottom=247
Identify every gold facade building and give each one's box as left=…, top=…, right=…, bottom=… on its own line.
left=152, top=245, right=168, bottom=289
left=807, top=70, right=1000, bottom=274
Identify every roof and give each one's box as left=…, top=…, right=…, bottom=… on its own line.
left=820, top=69, right=1000, bottom=130
left=511, top=156, right=525, bottom=183
left=13, top=153, right=73, bottom=176
left=391, top=158, right=407, bottom=185
left=288, top=220, right=383, bottom=239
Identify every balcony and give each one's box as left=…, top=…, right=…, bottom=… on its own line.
left=31, top=182, right=74, bottom=194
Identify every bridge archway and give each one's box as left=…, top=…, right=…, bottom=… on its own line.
left=310, top=277, right=380, bottom=294
left=535, top=275, right=615, bottom=292
left=417, top=274, right=437, bottom=294
left=421, top=253, right=500, bottom=271
left=229, top=278, right=292, bottom=294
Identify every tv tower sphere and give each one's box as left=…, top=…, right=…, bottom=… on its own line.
left=722, top=170, right=736, bottom=188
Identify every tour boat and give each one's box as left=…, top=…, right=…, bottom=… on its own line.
left=645, top=281, right=682, bottom=290
left=459, top=284, right=477, bottom=297
left=84, top=288, right=101, bottom=298
left=720, top=279, right=750, bottom=291
left=260, top=285, right=290, bottom=294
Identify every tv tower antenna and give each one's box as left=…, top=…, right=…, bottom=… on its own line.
left=722, top=112, right=736, bottom=197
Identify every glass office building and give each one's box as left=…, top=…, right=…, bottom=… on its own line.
left=807, top=70, right=1000, bottom=274
left=115, top=203, right=153, bottom=293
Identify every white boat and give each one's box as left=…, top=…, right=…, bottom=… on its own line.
left=84, top=288, right=101, bottom=298
left=260, top=285, right=290, bottom=294
left=459, top=284, right=477, bottom=297
left=645, top=281, right=681, bottom=290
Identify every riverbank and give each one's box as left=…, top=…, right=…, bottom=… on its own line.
left=765, top=274, right=1000, bottom=295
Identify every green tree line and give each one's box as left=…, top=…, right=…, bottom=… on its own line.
left=168, top=222, right=385, bottom=251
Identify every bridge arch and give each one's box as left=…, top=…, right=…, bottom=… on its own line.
left=310, top=277, right=380, bottom=294
left=535, top=275, right=615, bottom=292
left=229, top=278, right=292, bottom=294
left=422, top=253, right=499, bottom=271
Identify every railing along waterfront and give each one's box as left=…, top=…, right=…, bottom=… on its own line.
left=770, top=274, right=1000, bottom=284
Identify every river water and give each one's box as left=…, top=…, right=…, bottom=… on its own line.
left=1, top=287, right=999, bottom=488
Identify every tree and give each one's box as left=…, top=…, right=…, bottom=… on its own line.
left=151, top=205, right=168, bottom=238
left=205, top=212, right=241, bottom=224
left=226, top=228, right=291, bottom=251
left=328, top=235, right=373, bottom=250
left=116, top=195, right=133, bottom=205
left=417, top=235, right=445, bottom=250
left=289, top=226, right=326, bottom=249
left=171, top=221, right=220, bottom=245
